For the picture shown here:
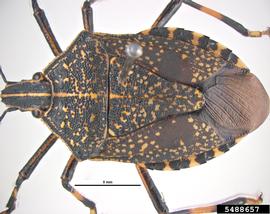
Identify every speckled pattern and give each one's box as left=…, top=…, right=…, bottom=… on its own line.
left=93, top=27, right=249, bottom=169
left=95, top=27, right=247, bottom=85
left=40, top=28, right=251, bottom=165
left=42, top=32, right=109, bottom=160
left=108, top=57, right=203, bottom=136
left=101, top=113, right=224, bottom=164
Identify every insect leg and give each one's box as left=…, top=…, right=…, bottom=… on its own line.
left=61, top=155, right=97, bottom=214
left=136, top=164, right=169, bottom=214
left=0, top=134, right=58, bottom=214
left=31, top=0, right=62, bottom=56
left=136, top=164, right=262, bottom=214
left=152, top=0, right=184, bottom=28
left=82, top=0, right=94, bottom=33
left=183, top=0, right=270, bottom=38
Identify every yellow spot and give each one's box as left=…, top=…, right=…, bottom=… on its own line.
left=154, top=105, right=160, bottom=111
left=210, top=132, right=216, bottom=137
left=110, top=57, right=117, bottom=64
left=191, top=32, right=201, bottom=46
left=235, top=136, right=245, bottom=144
left=120, top=116, right=127, bottom=123
left=60, top=121, right=65, bottom=128
left=81, top=135, right=87, bottom=144
left=148, top=98, right=154, bottom=105
left=214, top=43, right=226, bottom=57
left=70, top=140, right=75, bottom=146
left=62, top=106, right=68, bottom=112
left=194, top=101, right=204, bottom=110
left=80, top=50, right=86, bottom=59
left=191, top=78, right=197, bottom=83
left=63, top=63, right=69, bottom=70
left=122, top=111, right=131, bottom=116
left=179, top=139, right=185, bottom=146
left=138, top=139, right=144, bottom=143
left=114, top=123, right=122, bottom=129
left=181, top=54, right=188, bottom=60
left=193, top=124, right=198, bottom=130
left=236, top=58, right=247, bottom=69
left=213, top=148, right=224, bottom=157
left=193, top=73, right=199, bottom=78
left=90, top=114, right=96, bottom=122
left=67, top=121, right=72, bottom=129
left=205, top=125, right=211, bottom=132
left=168, top=27, right=176, bottom=38
left=140, top=143, right=148, bottom=152
left=155, top=132, right=160, bottom=136
left=188, top=117, right=194, bottom=123
left=63, top=77, right=69, bottom=83
left=130, top=144, right=135, bottom=149
left=150, top=141, right=155, bottom=145
left=198, top=62, right=204, bottom=67
left=109, top=129, right=116, bottom=136
left=189, top=155, right=199, bottom=167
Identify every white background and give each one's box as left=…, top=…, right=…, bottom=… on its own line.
left=0, top=0, right=269, bottom=214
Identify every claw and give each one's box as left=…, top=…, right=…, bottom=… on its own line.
left=262, top=27, right=270, bottom=37
left=248, top=28, right=270, bottom=37
left=245, top=192, right=263, bottom=205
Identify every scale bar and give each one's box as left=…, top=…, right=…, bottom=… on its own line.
left=75, top=184, right=141, bottom=187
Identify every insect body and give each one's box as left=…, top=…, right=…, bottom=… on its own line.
left=0, top=0, right=269, bottom=214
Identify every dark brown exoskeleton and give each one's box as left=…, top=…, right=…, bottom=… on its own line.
left=0, top=0, right=269, bottom=214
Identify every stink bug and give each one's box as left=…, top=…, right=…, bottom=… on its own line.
left=0, top=0, right=269, bottom=214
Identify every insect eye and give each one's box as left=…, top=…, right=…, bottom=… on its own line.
left=32, top=72, right=44, bottom=81
left=32, top=109, right=44, bottom=118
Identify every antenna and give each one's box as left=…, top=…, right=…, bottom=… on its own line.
left=0, top=66, right=16, bottom=85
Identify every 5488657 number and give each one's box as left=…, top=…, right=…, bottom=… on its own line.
left=224, top=205, right=260, bottom=213
left=217, top=205, right=270, bottom=213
